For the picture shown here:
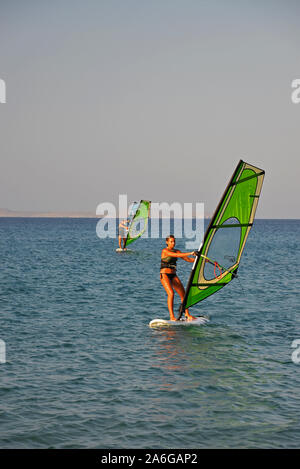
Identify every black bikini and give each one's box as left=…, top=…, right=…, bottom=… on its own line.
left=160, top=250, right=178, bottom=280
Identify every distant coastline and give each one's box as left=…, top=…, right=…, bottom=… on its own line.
left=0, top=209, right=296, bottom=219
left=0, top=208, right=210, bottom=219
left=0, top=208, right=100, bottom=218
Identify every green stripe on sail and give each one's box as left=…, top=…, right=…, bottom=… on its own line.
left=125, top=200, right=151, bottom=247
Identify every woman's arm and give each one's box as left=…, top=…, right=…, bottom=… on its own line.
left=182, top=255, right=196, bottom=263
left=162, top=249, right=196, bottom=259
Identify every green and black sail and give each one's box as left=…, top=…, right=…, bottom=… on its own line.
left=178, top=160, right=265, bottom=318
left=124, top=200, right=151, bottom=248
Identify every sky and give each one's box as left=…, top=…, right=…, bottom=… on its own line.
left=0, top=0, right=299, bottom=218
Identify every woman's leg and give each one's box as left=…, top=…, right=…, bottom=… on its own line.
left=160, top=274, right=176, bottom=320
left=172, top=276, right=196, bottom=321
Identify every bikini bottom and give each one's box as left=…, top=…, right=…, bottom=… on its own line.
left=160, top=272, right=177, bottom=280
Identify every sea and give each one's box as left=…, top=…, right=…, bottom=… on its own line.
left=0, top=218, right=299, bottom=449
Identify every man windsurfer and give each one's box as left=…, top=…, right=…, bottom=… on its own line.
left=118, top=219, right=129, bottom=250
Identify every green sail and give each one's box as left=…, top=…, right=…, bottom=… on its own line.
left=178, top=160, right=265, bottom=318
left=124, top=200, right=151, bottom=248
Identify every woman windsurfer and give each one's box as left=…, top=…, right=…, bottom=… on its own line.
left=160, top=235, right=197, bottom=321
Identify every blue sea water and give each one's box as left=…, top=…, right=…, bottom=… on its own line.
left=0, top=218, right=299, bottom=449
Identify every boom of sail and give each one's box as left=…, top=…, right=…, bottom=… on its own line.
left=178, top=160, right=265, bottom=318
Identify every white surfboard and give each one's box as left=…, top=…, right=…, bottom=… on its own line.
left=149, top=316, right=209, bottom=328
left=115, top=248, right=132, bottom=252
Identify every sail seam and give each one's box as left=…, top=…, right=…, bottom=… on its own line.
left=230, top=171, right=265, bottom=186
left=211, top=223, right=253, bottom=228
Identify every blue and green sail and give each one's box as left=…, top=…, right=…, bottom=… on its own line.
left=178, top=160, right=265, bottom=318
left=124, top=200, right=151, bottom=248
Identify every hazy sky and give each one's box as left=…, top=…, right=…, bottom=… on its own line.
left=0, top=0, right=299, bottom=217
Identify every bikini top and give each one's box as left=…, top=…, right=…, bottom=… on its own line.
left=160, top=249, right=178, bottom=270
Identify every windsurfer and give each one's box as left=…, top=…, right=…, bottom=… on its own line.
left=160, top=235, right=197, bottom=321
left=118, top=219, right=129, bottom=250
